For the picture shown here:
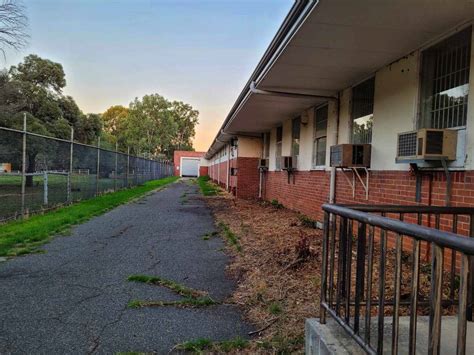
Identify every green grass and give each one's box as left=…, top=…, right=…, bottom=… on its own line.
left=176, top=337, right=249, bottom=353
left=268, top=302, right=283, bottom=315
left=127, top=274, right=207, bottom=298
left=0, top=176, right=178, bottom=257
left=201, top=231, right=218, bottom=240
left=196, top=176, right=220, bottom=196
left=271, top=199, right=283, bottom=209
left=128, top=296, right=217, bottom=309
left=218, top=221, right=241, bottom=252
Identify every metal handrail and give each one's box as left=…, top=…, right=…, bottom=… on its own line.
left=320, top=203, right=474, bottom=355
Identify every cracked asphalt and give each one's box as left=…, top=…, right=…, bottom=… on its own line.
left=0, top=180, right=253, bottom=354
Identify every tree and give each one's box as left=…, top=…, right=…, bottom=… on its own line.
left=0, top=0, right=28, bottom=58
left=102, top=105, right=128, bottom=136
left=105, top=95, right=199, bottom=159
left=0, top=54, right=101, bottom=185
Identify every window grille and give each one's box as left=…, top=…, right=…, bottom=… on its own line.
left=352, top=77, right=375, bottom=144
left=421, top=27, right=471, bottom=129
left=313, top=105, right=328, bottom=167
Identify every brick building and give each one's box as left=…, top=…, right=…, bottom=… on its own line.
left=204, top=1, right=474, bottom=236
left=173, top=150, right=207, bottom=177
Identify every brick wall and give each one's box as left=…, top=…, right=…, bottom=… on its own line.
left=199, top=166, right=208, bottom=177
left=173, top=150, right=205, bottom=176
left=236, top=157, right=260, bottom=199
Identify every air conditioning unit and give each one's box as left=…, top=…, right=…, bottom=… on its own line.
left=396, top=129, right=457, bottom=162
left=258, top=158, right=269, bottom=170
left=330, top=144, right=371, bottom=168
left=282, top=156, right=297, bottom=171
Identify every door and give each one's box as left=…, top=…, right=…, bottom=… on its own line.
left=181, top=158, right=200, bottom=177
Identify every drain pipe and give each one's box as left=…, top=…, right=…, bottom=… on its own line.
left=329, top=92, right=341, bottom=204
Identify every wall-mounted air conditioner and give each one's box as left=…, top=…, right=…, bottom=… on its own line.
left=330, top=144, right=371, bottom=168
left=282, top=156, right=297, bottom=171
left=396, top=129, right=457, bottom=162
left=258, top=158, right=269, bottom=170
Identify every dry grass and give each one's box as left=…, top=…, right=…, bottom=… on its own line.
left=207, top=193, right=322, bottom=353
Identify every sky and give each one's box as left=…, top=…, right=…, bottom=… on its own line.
left=2, top=0, right=292, bottom=151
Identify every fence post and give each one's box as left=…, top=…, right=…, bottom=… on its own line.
left=68, top=128, right=74, bottom=203
left=114, top=142, right=118, bottom=191
left=21, top=113, right=27, bottom=219
left=96, top=136, right=100, bottom=195
left=126, top=146, right=130, bottom=188
left=43, top=171, right=48, bottom=205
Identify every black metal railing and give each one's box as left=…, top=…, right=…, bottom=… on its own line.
left=320, top=204, right=474, bottom=355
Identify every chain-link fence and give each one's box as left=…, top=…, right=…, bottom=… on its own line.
left=0, top=117, right=174, bottom=222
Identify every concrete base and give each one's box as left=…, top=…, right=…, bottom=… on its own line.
left=306, top=316, right=474, bottom=354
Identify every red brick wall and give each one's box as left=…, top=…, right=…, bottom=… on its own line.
left=236, top=157, right=260, bottom=199
left=173, top=150, right=205, bottom=176
left=199, top=166, right=208, bottom=177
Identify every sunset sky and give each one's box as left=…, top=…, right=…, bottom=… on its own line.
left=2, top=0, right=291, bottom=151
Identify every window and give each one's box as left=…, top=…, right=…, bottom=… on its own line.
left=292, top=117, right=301, bottom=163
left=420, top=27, right=471, bottom=129
left=275, top=126, right=282, bottom=170
left=313, top=105, right=328, bottom=167
left=352, top=77, right=375, bottom=144
left=263, top=132, right=270, bottom=158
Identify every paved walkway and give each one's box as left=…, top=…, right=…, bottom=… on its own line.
left=0, top=180, right=252, bottom=354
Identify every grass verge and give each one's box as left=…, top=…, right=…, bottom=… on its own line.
left=0, top=176, right=178, bottom=257
left=196, top=176, right=220, bottom=196
left=175, top=337, right=249, bottom=353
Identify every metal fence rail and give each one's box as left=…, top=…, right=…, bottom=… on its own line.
left=0, top=117, right=173, bottom=222
left=320, top=203, right=474, bottom=355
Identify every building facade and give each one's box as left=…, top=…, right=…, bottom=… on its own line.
left=205, top=0, right=474, bottom=236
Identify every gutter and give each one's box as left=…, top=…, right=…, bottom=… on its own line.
left=205, top=0, right=318, bottom=160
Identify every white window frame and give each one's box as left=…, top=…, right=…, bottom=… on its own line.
left=313, top=104, right=328, bottom=169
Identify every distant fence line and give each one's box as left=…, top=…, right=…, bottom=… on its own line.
left=0, top=115, right=174, bottom=222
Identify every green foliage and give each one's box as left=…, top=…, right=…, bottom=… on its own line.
left=127, top=274, right=206, bottom=299
left=0, top=176, right=178, bottom=257
left=297, top=214, right=316, bottom=228
left=268, top=302, right=283, bottom=315
left=218, top=222, right=241, bottom=252
left=128, top=296, right=217, bottom=309
left=271, top=199, right=283, bottom=209
left=197, top=176, right=219, bottom=196
left=176, top=337, right=249, bottom=353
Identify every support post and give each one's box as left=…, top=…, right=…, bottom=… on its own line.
left=21, top=113, right=27, bottom=219
left=114, top=142, right=118, bottom=191
left=68, top=128, right=74, bottom=203
left=43, top=171, right=48, bottom=205
left=96, top=136, right=100, bottom=195
left=126, top=146, right=130, bottom=188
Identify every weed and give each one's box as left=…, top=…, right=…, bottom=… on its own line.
left=175, top=337, right=249, bottom=353
left=297, top=214, right=316, bottom=228
left=268, top=302, right=283, bottom=315
left=197, top=176, right=220, bottom=196
left=271, top=199, right=283, bottom=209
left=0, top=176, right=178, bottom=257
left=128, top=296, right=217, bottom=309
left=218, top=222, right=242, bottom=252
left=127, top=274, right=206, bottom=298
left=201, top=231, right=218, bottom=240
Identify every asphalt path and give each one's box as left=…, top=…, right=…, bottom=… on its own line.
left=0, top=180, right=252, bottom=354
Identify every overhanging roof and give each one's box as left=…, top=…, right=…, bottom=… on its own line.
left=206, top=0, right=474, bottom=158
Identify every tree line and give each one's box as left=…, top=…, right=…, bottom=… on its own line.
left=0, top=54, right=199, bottom=159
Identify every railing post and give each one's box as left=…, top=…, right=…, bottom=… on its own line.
left=21, top=113, right=27, bottom=219
left=68, top=127, right=74, bottom=203
left=468, top=214, right=474, bottom=322
left=429, top=244, right=443, bottom=355
left=458, top=254, right=469, bottom=355
left=354, top=221, right=366, bottom=334
left=96, top=136, right=100, bottom=195
left=320, top=211, right=330, bottom=324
